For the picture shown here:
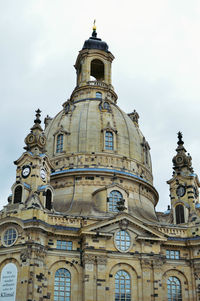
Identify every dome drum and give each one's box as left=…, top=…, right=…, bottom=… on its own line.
left=50, top=169, right=158, bottom=219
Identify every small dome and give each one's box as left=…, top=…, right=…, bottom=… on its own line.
left=82, top=30, right=109, bottom=52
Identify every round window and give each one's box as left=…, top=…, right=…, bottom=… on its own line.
left=3, top=228, right=17, bottom=247
left=115, top=230, right=131, bottom=252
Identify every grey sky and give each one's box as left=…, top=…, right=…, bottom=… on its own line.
left=1, top=0, right=200, bottom=211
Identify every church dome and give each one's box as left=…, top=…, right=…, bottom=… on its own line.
left=45, top=101, right=152, bottom=183
left=44, top=30, right=158, bottom=220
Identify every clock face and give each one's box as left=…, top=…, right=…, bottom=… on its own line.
left=40, top=168, right=46, bottom=181
left=22, top=166, right=31, bottom=178
left=176, top=156, right=183, bottom=163
left=176, top=185, right=186, bottom=197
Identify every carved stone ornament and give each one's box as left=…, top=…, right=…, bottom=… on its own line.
left=140, top=258, right=152, bottom=269
left=119, top=219, right=129, bottom=230
left=20, top=248, right=32, bottom=262
left=83, top=254, right=96, bottom=265
left=96, top=256, right=107, bottom=265
left=152, top=259, right=164, bottom=268
left=128, top=110, right=140, bottom=125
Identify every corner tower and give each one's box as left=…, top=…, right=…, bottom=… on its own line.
left=7, top=110, right=54, bottom=212
left=167, top=132, right=200, bottom=224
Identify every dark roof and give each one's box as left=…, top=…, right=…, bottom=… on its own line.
left=82, top=30, right=109, bottom=52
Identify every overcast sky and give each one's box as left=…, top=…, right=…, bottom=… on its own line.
left=1, top=0, right=200, bottom=212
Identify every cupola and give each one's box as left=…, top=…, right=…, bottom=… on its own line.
left=66, top=23, right=118, bottom=107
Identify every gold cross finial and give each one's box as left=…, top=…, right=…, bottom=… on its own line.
left=93, top=19, right=96, bottom=31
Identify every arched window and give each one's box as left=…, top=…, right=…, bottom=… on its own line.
left=45, top=189, right=52, bottom=210
left=115, top=270, right=131, bottom=301
left=103, top=102, right=110, bottom=110
left=96, top=92, right=102, bottom=99
left=109, top=190, right=123, bottom=212
left=13, top=185, right=22, bottom=203
left=56, top=134, right=63, bottom=153
left=105, top=131, right=113, bottom=150
left=175, top=204, right=185, bottom=224
left=54, top=268, right=71, bottom=301
left=167, top=276, right=182, bottom=301
left=90, top=59, right=104, bottom=81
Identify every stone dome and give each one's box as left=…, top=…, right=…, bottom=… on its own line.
left=45, top=100, right=152, bottom=184
left=43, top=32, right=158, bottom=221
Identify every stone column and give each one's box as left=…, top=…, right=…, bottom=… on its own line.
left=193, top=261, right=200, bottom=301
left=152, top=259, right=164, bottom=301
left=96, top=256, right=107, bottom=301
left=82, top=254, right=96, bottom=301
left=140, top=258, right=154, bottom=301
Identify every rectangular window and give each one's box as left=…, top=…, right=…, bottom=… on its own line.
left=57, top=240, right=72, bottom=250
left=166, top=250, right=180, bottom=259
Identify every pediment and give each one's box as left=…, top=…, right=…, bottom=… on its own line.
left=81, top=212, right=166, bottom=241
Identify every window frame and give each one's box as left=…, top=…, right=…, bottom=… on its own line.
left=105, top=131, right=114, bottom=151
left=166, top=250, right=180, bottom=260
left=175, top=204, right=185, bottom=224
left=54, top=268, right=71, bottom=301
left=114, top=230, right=132, bottom=253
left=167, top=276, right=182, bottom=301
left=13, top=184, right=23, bottom=204
left=108, top=190, right=123, bottom=212
left=56, top=133, right=64, bottom=153
left=115, top=270, right=131, bottom=301
left=96, top=92, right=102, bottom=99
left=45, top=189, right=52, bottom=210
left=2, top=227, right=18, bottom=247
left=56, top=240, right=73, bottom=251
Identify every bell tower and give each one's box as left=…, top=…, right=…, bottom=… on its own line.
left=167, top=132, right=200, bottom=224
left=8, top=110, right=54, bottom=211
left=63, top=23, right=118, bottom=110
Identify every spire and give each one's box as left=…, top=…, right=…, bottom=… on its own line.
left=24, top=109, right=46, bottom=153
left=34, top=108, right=41, bottom=124
left=172, top=132, right=193, bottom=174
left=177, top=131, right=184, bottom=145
left=92, top=19, right=97, bottom=38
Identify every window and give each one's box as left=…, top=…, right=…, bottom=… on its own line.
left=54, top=268, right=71, bottom=301
left=13, top=185, right=22, bottom=203
left=166, top=250, right=180, bottom=259
left=115, top=270, right=131, bottom=301
left=45, top=189, right=52, bottom=210
left=3, top=228, right=17, bottom=246
left=105, top=131, right=113, bottom=150
left=96, top=92, right=102, bottom=99
left=103, top=102, right=110, bottom=110
left=90, top=59, right=104, bottom=81
left=175, top=204, right=185, bottom=224
left=145, top=147, right=148, bottom=164
left=57, top=240, right=72, bottom=250
left=56, top=134, right=63, bottom=153
left=115, top=230, right=131, bottom=252
left=109, top=190, right=122, bottom=212
left=167, top=276, right=182, bottom=301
